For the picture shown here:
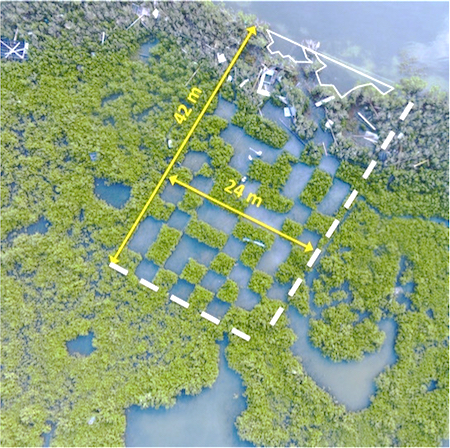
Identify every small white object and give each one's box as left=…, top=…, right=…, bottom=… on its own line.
left=109, top=262, right=128, bottom=276
left=227, top=75, right=233, bottom=82
left=283, top=107, right=291, bottom=117
left=397, top=132, right=404, bottom=139
left=248, top=155, right=253, bottom=160
left=170, top=294, right=189, bottom=309
left=200, top=311, right=220, bottom=325
left=231, top=328, right=250, bottom=341
left=322, top=95, right=335, bottom=104
left=362, top=160, right=377, bottom=179
left=315, top=100, right=323, bottom=107
left=269, top=307, right=285, bottom=326
left=239, top=79, right=249, bottom=88
left=325, top=119, right=334, bottom=129
left=217, top=53, right=226, bottom=64
left=399, top=101, right=414, bottom=121
left=241, top=176, right=247, bottom=182
left=344, top=189, right=358, bottom=209
left=88, top=416, right=96, bottom=425
left=381, top=131, right=395, bottom=150
left=325, top=219, right=340, bottom=238
left=152, top=9, right=159, bottom=19
left=139, top=278, right=159, bottom=292
left=307, top=249, right=322, bottom=268
left=288, top=278, right=303, bottom=297
left=168, top=139, right=173, bottom=149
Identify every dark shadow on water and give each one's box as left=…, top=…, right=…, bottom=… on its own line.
left=125, top=337, right=254, bottom=447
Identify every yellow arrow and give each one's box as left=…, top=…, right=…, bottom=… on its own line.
left=169, top=175, right=313, bottom=252
left=110, top=26, right=257, bottom=264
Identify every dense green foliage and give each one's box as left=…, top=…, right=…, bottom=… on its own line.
left=209, top=252, right=236, bottom=276
left=1, top=1, right=448, bottom=447
left=309, top=303, right=386, bottom=361
left=247, top=152, right=296, bottom=212
left=217, top=279, right=239, bottom=303
left=300, top=141, right=324, bottom=166
left=232, top=111, right=289, bottom=148
left=300, top=169, right=333, bottom=209
left=146, top=225, right=182, bottom=266
left=248, top=270, right=273, bottom=296
left=185, top=214, right=227, bottom=249
left=180, top=258, right=208, bottom=284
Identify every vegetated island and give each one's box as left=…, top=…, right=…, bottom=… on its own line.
left=1, top=2, right=448, bottom=447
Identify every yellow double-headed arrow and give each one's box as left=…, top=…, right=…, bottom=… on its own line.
left=110, top=26, right=257, bottom=264
left=169, top=175, right=313, bottom=252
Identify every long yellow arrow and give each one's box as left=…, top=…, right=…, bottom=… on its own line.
left=169, top=175, right=314, bottom=252
left=110, top=26, right=257, bottom=264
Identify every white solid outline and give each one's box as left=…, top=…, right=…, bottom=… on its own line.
left=266, top=30, right=395, bottom=98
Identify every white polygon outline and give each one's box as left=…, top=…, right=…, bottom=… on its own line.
left=266, top=30, right=394, bottom=98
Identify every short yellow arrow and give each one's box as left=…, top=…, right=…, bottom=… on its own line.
left=169, top=175, right=313, bottom=252
left=109, top=26, right=257, bottom=264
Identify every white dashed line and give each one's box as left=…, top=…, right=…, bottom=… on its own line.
left=307, top=248, right=322, bottom=268
left=109, top=262, right=128, bottom=276
left=362, top=160, right=377, bottom=179
left=399, top=101, right=414, bottom=121
left=315, top=95, right=335, bottom=107
left=325, top=219, right=340, bottom=238
left=380, top=131, right=395, bottom=150
left=288, top=278, right=303, bottom=297
left=269, top=307, right=284, bottom=326
left=357, top=112, right=376, bottom=131
left=139, top=278, right=159, bottom=292
left=231, top=328, right=250, bottom=341
left=200, top=311, right=220, bottom=325
left=344, top=189, right=358, bottom=209
left=169, top=294, right=189, bottom=309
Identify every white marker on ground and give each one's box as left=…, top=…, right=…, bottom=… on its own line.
left=109, top=262, right=128, bottom=276
left=362, top=160, right=377, bottom=179
left=399, top=101, right=414, bottom=121
left=315, top=95, right=335, bottom=107
left=169, top=294, right=189, bottom=309
left=325, top=219, right=340, bottom=238
left=200, top=311, right=220, bottom=325
left=288, top=278, right=303, bottom=297
left=381, top=131, right=395, bottom=150
left=344, top=189, right=358, bottom=209
left=269, top=307, right=285, bottom=326
left=139, top=278, right=159, bottom=292
left=231, top=328, right=251, bottom=341
left=357, top=112, right=376, bottom=131
left=307, top=248, right=322, bottom=268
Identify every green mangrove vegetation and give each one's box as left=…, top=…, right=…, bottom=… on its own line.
left=209, top=252, right=236, bottom=277
left=299, top=168, right=333, bottom=210
left=1, top=1, right=448, bottom=447
left=146, top=225, right=182, bottom=267
left=180, top=258, right=208, bottom=284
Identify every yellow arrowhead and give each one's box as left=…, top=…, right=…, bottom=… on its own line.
left=109, top=255, right=119, bottom=264
left=246, top=26, right=257, bottom=36
left=169, top=175, right=178, bottom=185
left=304, top=242, right=313, bottom=253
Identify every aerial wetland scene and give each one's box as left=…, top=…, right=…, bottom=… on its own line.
left=0, top=1, right=449, bottom=447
